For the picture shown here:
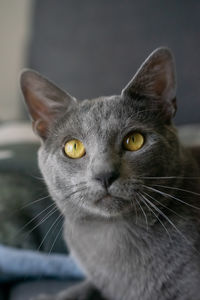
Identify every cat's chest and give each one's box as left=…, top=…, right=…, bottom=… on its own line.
left=64, top=219, right=165, bottom=299
left=64, top=218, right=200, bottom=300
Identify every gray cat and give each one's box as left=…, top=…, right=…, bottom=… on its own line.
left=21, top=48, right=200, bottom=300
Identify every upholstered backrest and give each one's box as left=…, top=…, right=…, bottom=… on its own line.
left=27, top=0, right=200, bottom=125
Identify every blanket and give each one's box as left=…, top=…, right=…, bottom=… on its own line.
left=0, top=244, right=85, bottom=283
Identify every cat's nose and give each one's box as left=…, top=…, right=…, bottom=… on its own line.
left=94, top=170, right=119, bottom=189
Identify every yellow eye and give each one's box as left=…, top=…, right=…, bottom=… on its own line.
left=64, top=139, right=86, bottom=159
left=123, top=132, right=144, bottom=151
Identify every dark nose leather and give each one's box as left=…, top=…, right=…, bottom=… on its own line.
left=95, top=170, right=119, bottom=188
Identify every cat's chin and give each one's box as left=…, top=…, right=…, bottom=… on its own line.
left=85, top=195, right=136, bottom=219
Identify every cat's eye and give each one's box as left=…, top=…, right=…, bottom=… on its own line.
left=123, top=132, right=144, bottom=151
left=64, top=139, right=86, bottom=159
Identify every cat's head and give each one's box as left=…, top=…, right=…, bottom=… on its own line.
left=21, top=48, right=182, bottom=222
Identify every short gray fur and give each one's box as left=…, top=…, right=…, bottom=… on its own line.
left=21, top=48, right=200, bottom=300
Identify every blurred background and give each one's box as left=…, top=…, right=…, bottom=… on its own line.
left=0, top=0, right=200, bottom=125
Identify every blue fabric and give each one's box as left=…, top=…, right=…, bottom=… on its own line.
left=0, top=245, right=85, bottom=283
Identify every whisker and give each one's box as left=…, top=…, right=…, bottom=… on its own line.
left=23, top=206, right=58, bottom=242
left=10, top=194, right=51, bottom=217
left=74, top=193, right=88, bottom=218
left=61, top=188, right=88, bottom=221
left=130, top=198, right=138, bottom=225
left=48, top=218, right=63, bottom=256
left=143, top=185, right=200, bottom=210
left=12, top=202, right=56, bottom=239
left=154, top=184, right=200, bottom=197
left=140, top=176, right=200, bottom=180
left=138, top=192, right=172, bottom=241
left=68, top=181, right=87, bottom=187
left=37, top=214, right=63, bottom=251
left=24, top=182, right=86, bottom=250
left=24, top=187, right=86, bottom=241
left=47, top=181, right=87, bottom=195
left=65, top=186, right=88, bottom=200
left=142, top=191, right=187, bottom=221
left=29, top=174, right=46, bottom=182
left=140, top=192, right=200, bottom=255
left=135, top=196, right=149, bottom=231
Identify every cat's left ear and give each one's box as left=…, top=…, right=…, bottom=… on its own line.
left=121, top=47, right=177, bottom=120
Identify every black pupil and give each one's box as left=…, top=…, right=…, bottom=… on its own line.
left=131, top=136, right=135, bottom=142
left=74, top=143, right=77, bottom=150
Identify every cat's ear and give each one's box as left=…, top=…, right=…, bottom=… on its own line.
left=121, top=47, right=177, bottom=120
left=20, top=70, right=76, bottom=140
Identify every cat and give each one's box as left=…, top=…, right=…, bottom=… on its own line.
left=21, top=47, right=200, bottom=300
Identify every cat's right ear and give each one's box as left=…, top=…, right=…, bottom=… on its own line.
left=20, top=70, right=76, bottom=140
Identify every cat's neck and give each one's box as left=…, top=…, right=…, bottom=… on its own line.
left=64, top=204, right=200, bottom=300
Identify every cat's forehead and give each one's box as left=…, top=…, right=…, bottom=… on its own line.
left=77, top=95, right=137, bottom=125
left=57, top=95, right=149, bottom=139
left=80, top=95, right=124, bottom=119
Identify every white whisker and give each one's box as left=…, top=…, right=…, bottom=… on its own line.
left=142, top=191, right=187, bottom=221
left=37, top=214, right=63, bottom=251
left=140, top=192, right=200, bottom=255
left=143, top=185, right=200, bottom=210
left=135, top=195, right=149, bottom=231
left=15, top=202, right=56, bottom=237
left=154, top=184, right=200, bottom=197
left=140, top=176, right=200, bottom=180
left=48, top=219, right=63, bottom=256
left=23, top=206, right=58, bottom=241
left=138, top=192, right=172, bottom=241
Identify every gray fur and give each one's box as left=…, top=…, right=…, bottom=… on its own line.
left=21, top=48, right=200, bottom=300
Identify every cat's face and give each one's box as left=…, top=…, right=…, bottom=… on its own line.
left=21, top=47, right=181, bottom=221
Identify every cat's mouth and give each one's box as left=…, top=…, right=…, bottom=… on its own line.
left=95, top=192, right=125, bottom=203
left=97, top=193, right=113, bottom=202
left=93, top=192, right=136, bottom=217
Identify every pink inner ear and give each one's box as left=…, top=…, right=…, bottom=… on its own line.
left=33, top=119, right=48, bottom=138
left=31, top=104, right=60, bottom=139
left=21, top=69, right=77, bottom=140
left=121, top=48, right=177, bottom=122
left=153, top=77, right=167, bottom=97
left=24, top=87, right=59, bottom=139
left=146, top=57, right=170, bottom=97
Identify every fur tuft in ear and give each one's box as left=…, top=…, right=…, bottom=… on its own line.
left=20, top=70, right=76, bottom=139
left=121, top=47, right=177, bottom=120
